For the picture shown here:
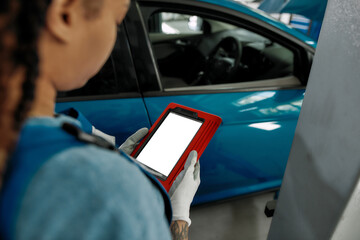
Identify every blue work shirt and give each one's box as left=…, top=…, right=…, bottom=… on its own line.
left=0, top=115, right=171, bottom=240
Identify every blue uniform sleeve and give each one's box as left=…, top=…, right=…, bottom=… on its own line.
left=14, top=145, right=171, bottom=240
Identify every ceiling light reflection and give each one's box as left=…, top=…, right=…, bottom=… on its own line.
left=291, top=100, right=303, bottom=107
left=235, top=91, right=276, bottom=106
left=239, top=107, right=258, bottom=113
left=249, top=122, right=281, bottom=131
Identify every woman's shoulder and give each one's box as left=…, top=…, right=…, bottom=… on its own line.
left=15, top=115, right=156, bottom=195
left=16, top=145, right=170, bottom=239
left=40, top=144, right=158, bottom=198
left=48, top=145, right=147, bottom=188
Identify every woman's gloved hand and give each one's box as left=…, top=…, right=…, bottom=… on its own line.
left=169, top=150, right=200, bottom=226
left=119, top=128, right=148, bottom=155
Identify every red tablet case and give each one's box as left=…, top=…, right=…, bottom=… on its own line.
left=131, top=103, right=222, bottom=192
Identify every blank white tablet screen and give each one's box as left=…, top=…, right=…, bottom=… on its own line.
left=136, top=112, right=203, bottom=177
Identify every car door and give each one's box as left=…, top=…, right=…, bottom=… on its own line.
left=56, top=24, right=151, bottom=145
left=131, top=0, right=314, bottom=204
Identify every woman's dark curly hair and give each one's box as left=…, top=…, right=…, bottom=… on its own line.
left=0, top=0, right=51, bottom=188
left=0, top=0, right=102, bottom=188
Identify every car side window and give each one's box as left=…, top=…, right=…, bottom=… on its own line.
left=57, top=24, right=138, bottom=99
left=146, top=12, right=297, bottom=90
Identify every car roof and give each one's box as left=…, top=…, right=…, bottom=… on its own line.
left=137, top=0, right=317, bottom=48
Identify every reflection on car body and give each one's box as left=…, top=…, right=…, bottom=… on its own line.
left=56, top=0, right=316, bottom=205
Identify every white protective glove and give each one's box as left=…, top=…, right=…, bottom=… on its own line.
left=169, top=150, right=201, bottom=226
left=119, top=128, right=149, bottom=155
left=92, top=127, right=116, bottom=145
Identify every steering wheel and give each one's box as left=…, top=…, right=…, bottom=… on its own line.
left=192, top=36, right=242, bottom=85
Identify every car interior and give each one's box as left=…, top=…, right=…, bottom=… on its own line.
left=148, top=12, right=297, bottom=90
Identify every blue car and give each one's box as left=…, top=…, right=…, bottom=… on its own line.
left=56, top=0, right=316, bottom=205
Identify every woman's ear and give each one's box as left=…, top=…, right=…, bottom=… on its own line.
left=45, top=0, right=82, bottom=43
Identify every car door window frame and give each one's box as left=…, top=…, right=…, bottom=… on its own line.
left=136, top=0, right=314, bottom=96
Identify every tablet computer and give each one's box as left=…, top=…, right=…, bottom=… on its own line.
left=133, top=108, right=204, bottom=180
left=132, top=103, right=222, bottom=191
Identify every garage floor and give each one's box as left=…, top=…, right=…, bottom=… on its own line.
left=189, top=192, right=275, bottom=240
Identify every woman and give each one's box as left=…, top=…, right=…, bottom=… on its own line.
left=0, top=0, right=200, bottom=239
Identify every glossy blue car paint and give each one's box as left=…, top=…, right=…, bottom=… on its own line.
left=143, top=89, right=304, bottom=204
left=199, top=0, right=317, bottom=48
left=56, top=98, right=152, bottom=145
left=56, top=90, right=304, bottom=204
